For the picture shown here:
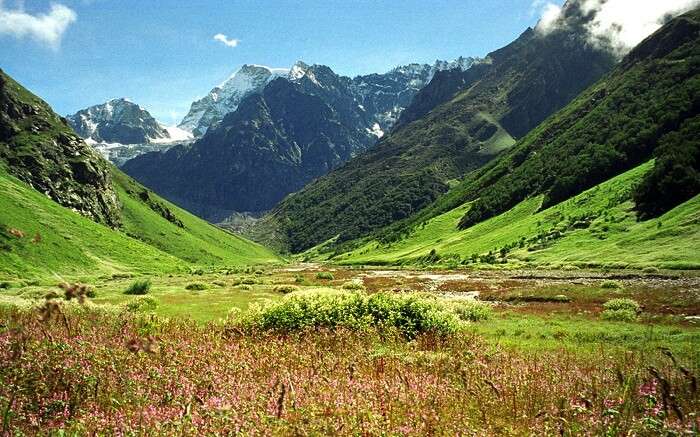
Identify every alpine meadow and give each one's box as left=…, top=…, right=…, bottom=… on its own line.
left=0, top=1, right=699, bottom=435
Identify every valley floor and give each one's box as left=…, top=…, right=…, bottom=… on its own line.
left=1, top=265, right=698, bottom=434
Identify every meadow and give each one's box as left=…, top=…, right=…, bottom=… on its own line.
left=1, top=265, right=699, bottom=435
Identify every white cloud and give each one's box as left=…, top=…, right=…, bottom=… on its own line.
left=533, top=0, right=700, bottom=54
left=534, top=2, right=563, bottom=34
left=213, top=33, right=239, bottom=48
left=579, top=0, right=700, bottom=52
left=0, top=2, right=76, bottom=49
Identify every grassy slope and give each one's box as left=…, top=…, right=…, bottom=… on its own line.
left=322, top=162, right=700, bottom=269
left=0, top=167, right=280, bottom=280
left=112, top=170, right=279, bottom=266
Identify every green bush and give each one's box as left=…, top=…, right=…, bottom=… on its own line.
left=185, top=282, right=208, bottom=291
left=341, top=281, right=365, bottom=291
left=316, top=272, right=335, bottom=280
left=0, top=281, right=12, bottom=290
left=601, top=298, right=640, bottom=321
left=447, top=301, right=492, bottom=322
left=86, top=288, right=97, bottom=298
left=231, top=291, right=490, bottom=339
left=294, top=275, right=305, bottom=283
left=124, top=296, right=158, bottom=312
left=273, top=284, right=299, bottom=294
left=601, top=280, right=622, bottom=289
left=124, top=280, right=151, bottom=295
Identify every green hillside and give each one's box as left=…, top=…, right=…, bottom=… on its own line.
left=0, top=165, right=280, bottom=280
left=0, top=69, right=281, bottom=281
left=318, top=161, right=700, bottom=269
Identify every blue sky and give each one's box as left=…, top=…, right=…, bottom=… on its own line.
left=1, top=0, right=555, bottom=124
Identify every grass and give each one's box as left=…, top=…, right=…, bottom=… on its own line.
left=0, top=265, right=698, bottom=434
left=1, top=301, right=697, bottom=435
left=0, top=166, right=281, bottom=281
left=325, top=162, right=700, bottom=269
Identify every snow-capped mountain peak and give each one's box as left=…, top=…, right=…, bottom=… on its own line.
left=178, top=63, right=289, bottom=136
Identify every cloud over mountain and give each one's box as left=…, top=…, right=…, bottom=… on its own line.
left=534, top=0, right=700, bottom=54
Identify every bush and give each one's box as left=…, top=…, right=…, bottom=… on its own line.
left=230, top=291, right=490, bottom=339
left=124, top=280, right=151, bottom=295
left=294, top=275, right=305, bottom=283
left=237, top=284, right=252, bottom=291
left=241, top=278, right=256, bottom=285
left=341, top=280, right=365, bottom=291
left=601, top=280, right=622, bottom=289
left=185, top=282, right=208, bottom=291
left=273, top=285, right=299, bottom=294
left=0, top=281, right=12, bottom=290
left=86, top=288, right=97, bottom=298
left=316, top=272, right=334, bottom=280
left=601, top=298, right=640, bottom=321
left=447, top=301, right=492, bottom=322
left=124, top=296, right=158, bottom=313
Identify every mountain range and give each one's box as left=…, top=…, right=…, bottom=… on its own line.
left=120, top=57, right=480, bottom=221
left=261, top=1, right=619, bottom=252
left=66, top=98, right=193, bottom=165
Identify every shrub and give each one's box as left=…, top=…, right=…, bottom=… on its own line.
left=273, top=285, right=299, bottom=294
left=185, top=282, right=208, bottom=291
left=316, top=272, right=334, bottom=280
left=86, top=288, right=97, bottom=298
left=601, top=298, right=640, bottom=321
left=601, top=280, right=622, bottom=289
left=294, top=275, right=305, bottom=283
left=124, top=296, right=158, bottom=313
left=241, top=278, right=256, bottom=285
left=237, top=284, right=252, bottom=291
left=447, top=301, right=492, bottom=322
left=124, top=280, right=151, bottom=295
left=341, top=280, right=365, bottom=291
left=0, top=281, right=12, bottom=290
left=230, top=291, right=489, bottom=339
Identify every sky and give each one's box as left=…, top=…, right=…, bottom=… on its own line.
left=0, top=0, right=550, bottom=124
left=1, top=0, right=697, bottom=125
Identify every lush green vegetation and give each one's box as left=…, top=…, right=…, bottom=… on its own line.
left=232, top=290, right=491, bottom=338
left=315, top=162, right=700, bottom=269
left=1, top=268, right=698, bottom=434
left=124, top=279, right=152, bottom=295
left=456, top=10, right=700, bottom=229
left=0, top=165, right=281, bottom=280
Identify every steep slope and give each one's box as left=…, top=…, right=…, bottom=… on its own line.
left=452, top=7, right=700, bottom=229
left=0, top=69, right=121, bottom=228
left=322, top=162, right=700, bottom=270
left=0, top=165, right=280, bottom=279
left=67, top=98, right=169, bottom=144
left=0, top=71, right=280, bottom=279
left=265, top=2, right=617, bottom=253
left=314, top=7, right=700, bottom=266
left=124, top=59, right=478, bottom=222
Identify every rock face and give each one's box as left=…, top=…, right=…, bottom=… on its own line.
left=0, top=69, right=122, bottom=228
left=123, top=57, right=480, bottom=221
left=178, top=64, right=290, bottom=137
left=67, top=98, right=169, bottom=144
